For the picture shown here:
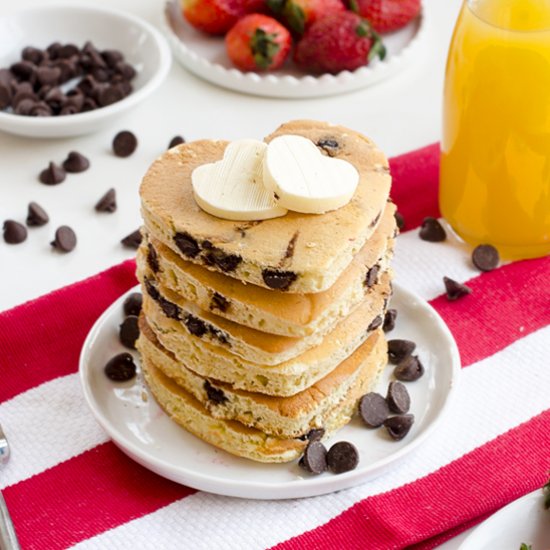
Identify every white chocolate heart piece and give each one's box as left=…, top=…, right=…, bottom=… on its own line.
left=192, top=139, right=288, bottom=221
left=263, top=135, right=359, bottom=214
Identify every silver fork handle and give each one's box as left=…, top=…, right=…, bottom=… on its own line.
left=0, top=491, right=20, bottom=550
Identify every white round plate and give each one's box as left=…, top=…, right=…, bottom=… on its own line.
left=162, top=0, right=428, bottom=98
left=79, top=282, right=460, bottom=500
left=458, top=490, right=550, bottom=550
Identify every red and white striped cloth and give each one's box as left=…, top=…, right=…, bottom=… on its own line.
left=1, top=144, right=549, bottom=550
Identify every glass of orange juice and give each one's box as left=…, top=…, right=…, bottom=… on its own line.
left=440, top=0, right=550, bottom=260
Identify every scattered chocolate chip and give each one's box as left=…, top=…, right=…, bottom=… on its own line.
left=123, top=292, right=142, bottom=316
left=367, top=314, right=383, bottom=331
left=443, top=276, right=472, bottom=301
left=262, top=269, right=297, bottom=291
left=204, top=380, right=228, bottom=405
left=316, top=138, right=339, bottom=156
left=383, top=309, right=397, bottom=332
left=168, top=135, right=185, bottom=149
left=147, top=243, right=159, bottom=272
left=121, top=229, right=142, bottom=249
left=359, top=392, right=389, bottom=428
left=95, top=188, right=117, bottom=213
left=62, top=151, right=90, bottom=173
left=3, top=220, right=27, bottom=244
left=203, top=246, right=242, bottom=272
left=119, top=315, right=140, bottom=349
left=300, top=441, right=328, bottom=475
left=184, top=314, right=208, bottom=337
left=306, top=428, right=325, bottom=442
left=364, top=265, right=379, bottom=288
left=384, top=414, right=414, bottom=441
left=395, top=211, right=405, bottom=230
left=104, top=352, right=136, bottom=382
left=394, top=355, right=425, bottom=382
left=210, top=292, right=229, bottom=312
left=386, top=381, right=410, bottom=414
left=472, top=244, right=499, bottom=272
left=327, top=441, right=359, bottom=474
left=26, top=202, right=49, bottom=226
left=174, top=232, right=200, bottom=258
left=39, top=162, right=66, bottom=185
left=112, top=130, right=138, bottom=157
left=419, top=217, right=446, bottom=242
left=51, top=225, right=77, bottom=252
left=388, top=339, right=416, bottom=364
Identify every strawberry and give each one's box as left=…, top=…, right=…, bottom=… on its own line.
left=350, top=0, right=421, bottom=33
left=181, top=0, right=244, bottom=35
left=225, top=14, right=292, bottom=71
left=281, top=0, right=346, bottom=35
left=294, top=11, right=385, bottom=74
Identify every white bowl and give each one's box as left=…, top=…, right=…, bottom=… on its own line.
left=0, top=3, right=172, bottom=138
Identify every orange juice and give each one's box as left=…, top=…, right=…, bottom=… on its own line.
left=440, top=0, right=550, bottom=259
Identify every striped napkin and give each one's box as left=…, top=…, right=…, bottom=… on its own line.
left=1, top=144, right=549, bottom=550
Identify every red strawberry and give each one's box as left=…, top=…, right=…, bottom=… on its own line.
left=350, top=0, right=421, bottom=33
left=294, top=11, right=385, bottom=74
left=282, top=0, right=346, bottom=35
left=182, top=0, right=244, bottom=35
left=225, top=14, right=292, bottom=71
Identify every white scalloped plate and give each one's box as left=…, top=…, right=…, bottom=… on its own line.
left=162, top=0, right=429, bottom=98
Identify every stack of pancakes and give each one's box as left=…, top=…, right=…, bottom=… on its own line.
left=135, top=120, right=395, bottom=463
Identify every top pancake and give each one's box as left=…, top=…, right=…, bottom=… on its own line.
left=140, top=119, right=392, bottom=294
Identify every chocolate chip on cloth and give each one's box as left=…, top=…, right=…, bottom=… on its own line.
left=3, top=220, right=27, bottom=244
left=443, top=276, right=472, bottom=301
left=383, top=308, right=397, bottom=332
left=359, top=392, right=389, bottom=428
left=95, top=188, right=117, bottom=212
left=119, top=315, right=140, bottom=349
left=327, top=441, right=359, bottom=474
left=386, top=381, right=410, bottom=414
left=51, top=225, right=77, bottom=252
left=123, top=292, right=143, bottom=316
left=26, top=202, right=49, bottom=226
left=472, top=244, right=500, bottom=272
left=121, top=229, right=142, bottom=249
left=104, top=352, right=136, bottom=382
left=113, top=130, right=138, bottom=157
left=394, top=355, right=425, bottom=382
left=419, top=216, right=446, bottom=242
left=384, top=414, right=414, bottom=441
left=387, top=339, right=416, bottom=364
left=299, top=440, right=328, bottom=475
left=39, top=162, right=66, bottom=185
left=62, top=151, right=90, bottom=173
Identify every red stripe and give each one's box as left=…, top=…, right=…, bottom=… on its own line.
left=3, top=441, right=195, bottom=550
left=0, top=259, right=137, bottom=403
left=271, top=409, right=550, bottom=550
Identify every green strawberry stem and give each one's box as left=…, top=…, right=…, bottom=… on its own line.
left=284, top=2, right=306, bottom=35
left=251, top=29, right=281, bottom=69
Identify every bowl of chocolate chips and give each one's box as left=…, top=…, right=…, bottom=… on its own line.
left=0, top=3, right=171, bottom=138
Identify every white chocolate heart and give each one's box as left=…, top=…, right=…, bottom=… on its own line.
left=263, top=135, right=359, bottom=214
left=192, top=139, right=288, bottom=221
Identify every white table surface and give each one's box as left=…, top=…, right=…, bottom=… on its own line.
left=0, top=0, right=474, bottom=546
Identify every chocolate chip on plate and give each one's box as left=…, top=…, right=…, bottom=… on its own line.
left=121, top=229, right=142, bottom=249
left=387, top=339, right=416, bottom=364
left=299, top=440, right=328, bottom=475
left=359, top=392, right=390, bottom=428
left=168, top=135, right=185, bottom=149
left=394, top=211, right=405, bottom=231
left=383, top=308, right=397, bottom=332
left=384, top=414, right=414, bottom=441
left=95, top=188, right=117, bottom=213
left=113, top=130, right=138, bottom=157
left=394, top=355, right=425, bottom=382
left=419, top=217, right=446, bottom=242
left=51, top=225, right=77, bottom=252
left=62, top=151, right=90, bottom=173
left=327, top=441, right=359, bottom=474
left=26, top=202, right=49, bottom=226
left=119, top=315, right=140, bottom=349
left=39, top=162, right=66, bottom=185
left=3, top=220, right=27, bottom=244
left=104, top=352, right=136, bottom=382
left=123, top=292, right=143, bottom=316
left=386, top=381, right=410, bottom=414
left=472, top=244, right=499, bottom=272
left=443, top=276, right=472, bottom=301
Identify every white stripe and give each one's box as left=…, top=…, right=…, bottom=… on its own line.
left=73, top=326, right=550, bottom=550
left=0, top=375, right=108, bottom=489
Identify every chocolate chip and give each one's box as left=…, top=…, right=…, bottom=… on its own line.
left=101, top=49, right=124, bottom=68
left=81, top=97, right=97, bottom=112
left=158, top=296, right=181, bottom=320
left=388, top=339, right=416, bottom=364
left=359, top=392, right=389, bottom=428
left=386, top=381, right=410, bottom=414
left=10, top=61, right=35, bottom=82
left=62, top=151, right=90, bottom=173
left=472, top=244, right=499, bottom=272
left=98, top=85, right=123, bottom=107
left=144, top=278, right=160, bottom=301
left=316, top=138, right=339, bottom=156
left=113, top=130, right=138, bottom=157
left=53, top=59, right=76, bottom=83
left=168, top=135, right=185, bottom=149
left=58, top=44, right=79, bottom=59
left=203, top=246, right=242, bottom=272
left=39, top=162, right=66, bottom=185
left=262, top=269, right=297, bottom=291
left=15, top=98, right=35, bottom=115
left=395, top=211, right=405, bottom=230
left=22, top=46, right=44, bottom=65
left=36, top=66, right=61, bottom=87
left=383, top=309, right=397, bottom=332
left=115, top=62, right=136, bottom=80
left=367, top=314, right=383, bottom=331
left=95, top=188, right=117, bottom=213
left=0, top=83, right=11, bottom=109
left=384, top=414, right=414, bottom=441
left=104, top=352, right=136, bottom=382
left=123, top=293, right=142, bottom=316
left=210, top=292, right=229, bottom=312
left=174, top=232, right=200, bottom=258
left=51, top=225, right=77, bottom=252
left=327, top=441, right=359, bottom=474
left=26, top=202, right=49, bottom=226
left=46, top=42, right=62, bottom=60
left=443, top=276, right=472, bottom=301
left=12, top=84, right=36, bottom=106
left=3, top=220, right=27, bottom=244
left=30, top=101, right=52, bottom=117
left=394, top=355, right=425, bottom=382
left=77, top=74, right=98, bottom=96
left=419, top=217, right=446, bottom=242
left=184, top=314, right=208, bottom=337
left=306, top=428, right=325, bottom=442
left=119, top=315, right=140, bottom=349
left=204, top=380, right=228, bottom=405
left=147, top=243, right=159, bottom=272
left=300, top=441, right=328, bottom=475
left=364, top=265, right=379, bottom=288
left=121, top=229, right=142, bottom=249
